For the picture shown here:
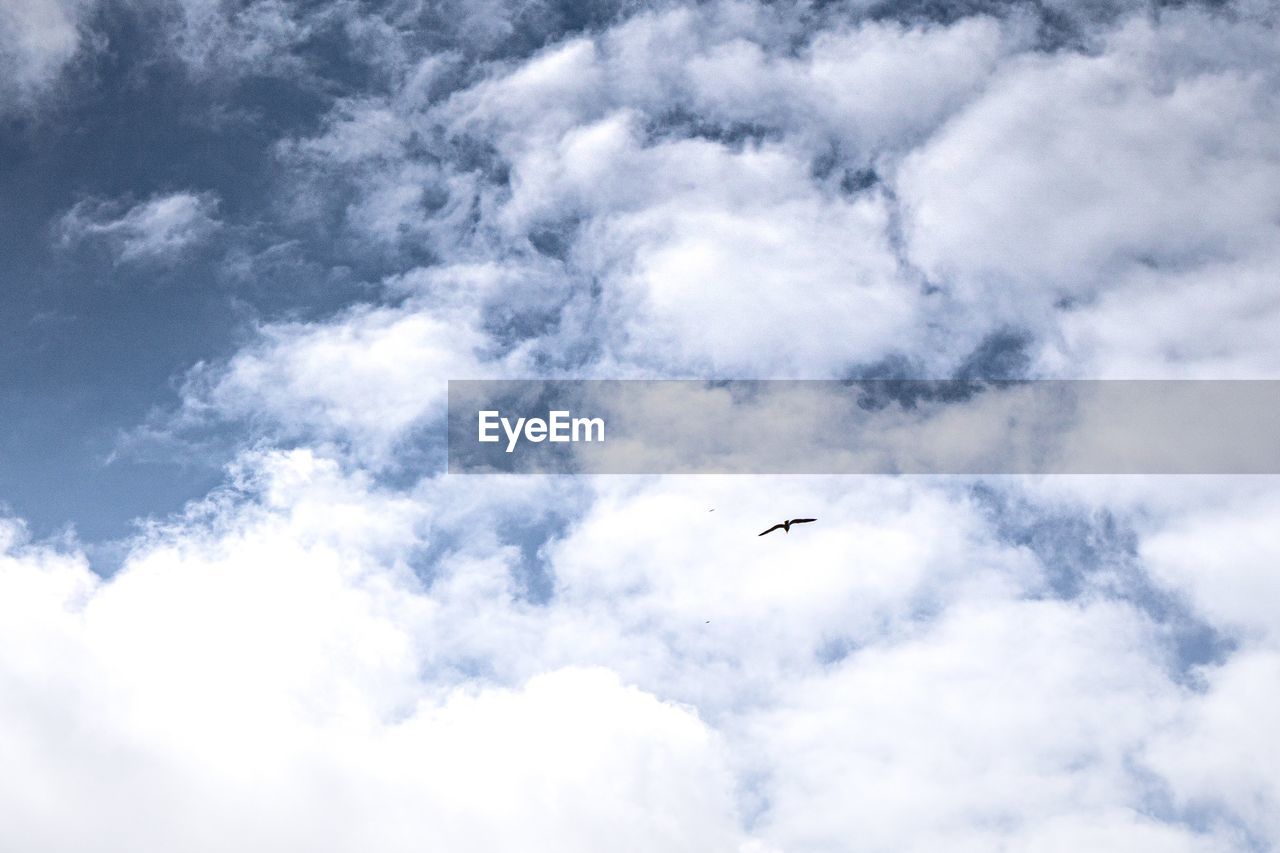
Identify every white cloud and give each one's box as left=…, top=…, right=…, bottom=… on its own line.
left=255, top=7, right=1024, bottom=383
left=0, top=456, right=748, bottom=853
left=56, top=192, right=222, bottom=264
left=0, top=0, right=94, bottom=110
left=172, top=261, right=556, bottom=465
left=224, top=0, right=1279, bottom=460
left=522, top=120, right=912, bottom=375
left=1045, top=246, right=1280, bottom=378
left=6, top=456, right=1277, bottom=849
left=896, top=9, right=1280, bottom=376
left=1141, top=487, right=1280, bottom=642
left=11, top=0, right=1280, bottom=849
left=427, top=11, right=1017, bottom=375
left=1147, top=648, right=1280, bottom=846
left=745, top=598, right=1205, bottom=852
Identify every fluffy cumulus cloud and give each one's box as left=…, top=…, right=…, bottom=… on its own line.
left=896, top=9, right=1280, bottom=376
left=0, top=466, right=745, bottom=852
left=263, top=6, right=1019, bottom=380
left=4, top=0, right=1280, bottom=850
left=5, top=459, right=1274, bottom=850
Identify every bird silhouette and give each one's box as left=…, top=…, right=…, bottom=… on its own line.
left=758, top=518, right=817, bottom=536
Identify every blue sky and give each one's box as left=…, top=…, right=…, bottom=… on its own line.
left=2, top=0, right=1279, bottom=850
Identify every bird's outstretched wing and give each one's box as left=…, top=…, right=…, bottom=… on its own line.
left=758, top=523, right=786, bottom=536
left=790, top=518, right=817, bottom=525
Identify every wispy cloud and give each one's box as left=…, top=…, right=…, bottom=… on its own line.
left=0, top=0, right=96, bottom=111
left=55, top=191, right=222, bottom=265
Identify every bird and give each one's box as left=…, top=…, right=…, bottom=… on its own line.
left=758, top=518, right=817, bottom=536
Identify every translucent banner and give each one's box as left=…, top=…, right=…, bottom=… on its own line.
left=447, top=380, right=1280, bottom=474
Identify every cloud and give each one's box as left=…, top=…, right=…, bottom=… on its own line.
left=1147, top=648, right=1280, bottom=847
left=170, top=261, right=553, bottom=466
left=745, top=597, right=1211, bottom=852
left=246, top=0, right=1280, bottom=392
left=8, top=0, right=1280, bottom=849
left=56, top=191, right=222, bottom=265
left=149, top=0, right=316, bottom=82
left=0, top=454, right=752, bottom=853
left=896, top=8, right=1280, bottom=376
left=510, top=117, right=911, bottom=375
left=5, top=452, right=1276, bottom=849
left=258, top=7, right=1020, bottom=373
left=0, top=0, right=95, bottom=111
left=1141, top=487, right=1280, bottom=642
left=185, top=0, right=1280, bottom=477
left=425, top=11, right=1015, bottom=375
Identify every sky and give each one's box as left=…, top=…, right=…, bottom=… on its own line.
left=1, top=0, right=1279, bottom=850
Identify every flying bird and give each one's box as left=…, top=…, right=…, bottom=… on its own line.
left=758, top=518, right=817, bottom=536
